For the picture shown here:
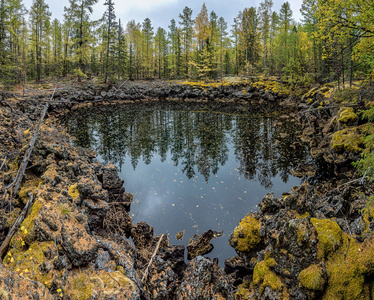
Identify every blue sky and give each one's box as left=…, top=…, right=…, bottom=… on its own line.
left=23, top=0, right=303, bottom=31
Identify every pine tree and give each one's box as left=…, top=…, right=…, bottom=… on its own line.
left=258, top=0, right=273, bottom=74
left=64, top=0, right=98, bottom=82
left=142, top=18, right=154, bottom=79
left=29, top=0, right=51, bottom=82
left=103, top=0, right=116, bottom=83
left=116, top=19, right=127, bottom=80
left=168, top=19, right=181, bottom=78
left=154, top=27, right=168, bottom=79
left=217, top=17, right=228, bottom=79
left=179, top=6, right=194, bottom=77
left=0, top=0, right=27, bottom=85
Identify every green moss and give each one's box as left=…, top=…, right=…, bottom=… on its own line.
left=68, top=185, right=80, bottom=203
left=235, top=281, right=251, bottom=300
left=332, top=127, right=365, bottom=153
left=8, top=200, right=43, bottom=250
left=299, top=264, right=325, bottom=291
left=66, top=272, right=94, bottom=300
left=310, top=218, right=342, bottom=259
left=338, top=107, right=358, bottom=124
left=4, top=242, right=55, bottom=288
left=322, top=233, right=374, bottom=299
left=18, top=178, right=42, bottom=205
left=361, top=196, right=374, bottom=236
left=5, top=208, right=21, bottom=228
left=252, top=254, right=283, bottom=295
left=66, top=270, right=134, bottom=300
left=231, top=214, right=261, bottom=253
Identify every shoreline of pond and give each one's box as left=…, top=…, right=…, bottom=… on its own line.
left=0, top=79, right=373, bottom=299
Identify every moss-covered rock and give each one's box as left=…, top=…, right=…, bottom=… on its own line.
left=230, top=214, right=261, bottom=253
left=322, top=233, right=374, bottom=299
left=252, top=253, right=288, bottom=297
left=310, top=218, right=342, bottom=259
left=331, top=127, right=365, bottom=153
left=7, top=200, right=43, bottom=250
left=4, top=241, right=55, bottom=288
left=338, top=107, right=358, bottom=125
left=66, top=272, right=94, bottom=300
left=299, top=264, right=325, bottom=291
left=68, top=184, right=80, bottom=203
left=235, top=281, right=251, bottom=300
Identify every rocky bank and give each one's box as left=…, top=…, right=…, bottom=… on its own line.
left=0, top=79, right=373, bottom=299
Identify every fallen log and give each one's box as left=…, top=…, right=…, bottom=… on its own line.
left=0, top=194, right=34, bottom=258
left=8, top=87, right=57, bottom=200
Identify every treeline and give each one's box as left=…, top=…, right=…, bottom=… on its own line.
left=0, top=0, right=373, bottom=85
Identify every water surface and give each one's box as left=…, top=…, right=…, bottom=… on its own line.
left=67, top=102, right=309, bottom=264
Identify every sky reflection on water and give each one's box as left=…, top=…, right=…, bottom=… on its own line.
left=67, top=103, right=309, bottom=265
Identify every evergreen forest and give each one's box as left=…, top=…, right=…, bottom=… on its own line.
left=1, top=0, right=373, bottom=85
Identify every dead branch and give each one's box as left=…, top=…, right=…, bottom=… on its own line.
left=142, top=234, right=165, bottom=283
left=300, top=103, right=358, bottom=115
left=0, top=193, right=34, bottom=259
left=107, top=201, right=132, bottom=205
left=0, top=157, right=6, bottom=171
left=7, top=87, right=56, bottom=200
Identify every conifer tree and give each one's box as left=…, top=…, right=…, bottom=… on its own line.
left=64, top=0, right=98, bottom=82
left=142, top=18, right=154, bottom=79
left=103, top=0, right=116, bottom=82
left=179, top=6, right=194, bottom=77
left=29, top=0, right=51, bottom=82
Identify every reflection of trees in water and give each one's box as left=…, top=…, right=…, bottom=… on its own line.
left=67, top=104, right=308, bottom=185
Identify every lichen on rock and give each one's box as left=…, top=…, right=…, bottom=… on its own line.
left=230, top=213, right=261, bottom=253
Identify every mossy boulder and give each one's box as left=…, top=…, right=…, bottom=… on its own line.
left=331, top=127, right=365, bottom=153
left=322, top=233, right=374, bottom=299
left=310, top=218, right=342, bottom=259
left=338, top=107, right=358, bottom=125
left=299, top=264, right=325, bottom=291
left=230, top=214, right=261, bottom=253
left=252, top=253, right=288, bottom=298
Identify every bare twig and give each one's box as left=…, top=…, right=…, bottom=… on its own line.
left=0, top=157, right=6, bottom=171
left=142, top=234, right=165, bottom=283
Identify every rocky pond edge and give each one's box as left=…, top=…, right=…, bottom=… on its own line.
left=0, top=79, right=373, bottom=299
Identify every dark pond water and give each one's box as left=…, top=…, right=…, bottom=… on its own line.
left=66, top=102, right=310, bottom=265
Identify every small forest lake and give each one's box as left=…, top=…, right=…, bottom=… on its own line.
left=66, top=102, right=310, bottom=265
